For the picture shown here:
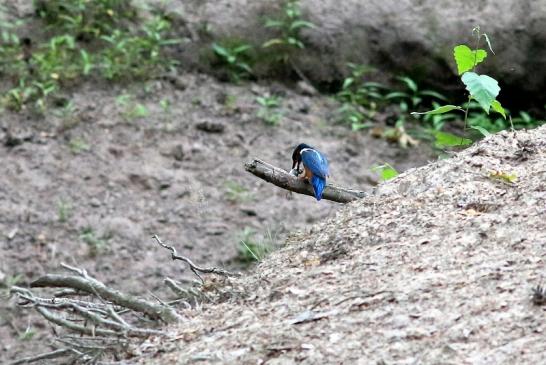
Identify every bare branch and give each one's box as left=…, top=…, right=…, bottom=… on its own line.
left=152, top=235, right=241, bottom=281
left=244, top=158, right=367, bottom=203
left=10, top=349, right=75, bottom=365
left=30, top=269, right=181, bottom=323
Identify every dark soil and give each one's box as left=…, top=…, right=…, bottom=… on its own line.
left=0, top=73, right=434, bottom=362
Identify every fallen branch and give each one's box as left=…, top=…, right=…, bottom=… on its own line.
left=244, top=159, right=367, bottom=203
left=10, top=349, right=75, bottom=365
left=153, top=235, right=241, bottom=282
left=30, top=264, right=181, bottom=323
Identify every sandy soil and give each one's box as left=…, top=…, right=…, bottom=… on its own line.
left=130, top=126, right=546, bottom=365
left=0, top=73, right=434, bottom=362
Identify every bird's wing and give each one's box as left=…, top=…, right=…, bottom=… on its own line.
left=301, top=149, right=329, bottom=178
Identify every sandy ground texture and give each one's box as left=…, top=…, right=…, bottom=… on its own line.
left=129, top=126, right=546, bottom=364
left=0, top=73, right=434, bottom=362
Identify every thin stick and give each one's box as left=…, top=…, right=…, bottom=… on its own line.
left=244, top=159, right=367, bottom=203
left=10, top=349, right=74, bottom=365
left=152, top=235, right=241, bottom=282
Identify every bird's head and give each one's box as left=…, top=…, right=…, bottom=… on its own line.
left=291, top=143, right=313, bottom=169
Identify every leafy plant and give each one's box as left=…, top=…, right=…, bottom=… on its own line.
left=237, top=227, right=278, bottom=263
left=212, top=41, right=253, bottom=82
left=335, top=103, right=373, bottom=131
left=58, top=199, right=71, bottom=223
left=116, top=93, right=149, bottom=120
left=386, top=76, right=447, bottom=109
left=256, top=95, right=283, bottom=125
left=371, top=163, right=399, bottom=182
left=1, top=273, right=22, bottom=297
left=262, top=0, right=315, bottom=54
left=80, top=227, right=111, bottom=257
left=225, top=181, right=254, bottom=203
left=34, top=0, right=137, bottom=40
left=337, top=64, right=385, bottom=107
left=413, top=27, right=505, bottom=143
left=0, top=1, right=179, bottom=111
left=68, top=137, right=90, bottom=154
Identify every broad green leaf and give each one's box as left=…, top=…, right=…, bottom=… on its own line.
left=461, top=72, right=500, bottom=113
left=491, top=100, right=506, bottom=119
left=470, top=125, right=492, bottom=137
left=454, top=45, right=487, bottom=75
left=371, top=164, right=399, bottom=182
left=431, top=130, right=472, bottom=148
left=411, top=105, right=463, bottom=115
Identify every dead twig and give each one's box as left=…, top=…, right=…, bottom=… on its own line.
left=152, top=235, right=241, bottom=282
left=10, top=349, right=76, bottom=365
left=30, top=265, right=182, bottom=323
left=244, top=158, right=367, bottom=203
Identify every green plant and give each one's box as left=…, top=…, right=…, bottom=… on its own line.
left=371, top=163, right=399, bottom=182
left=1, top=1, right=179, bottom=111
left=1, top=274, right=22, bottom=297
left=263, top=0, right=315, bottom=54
left=237, top=227, right=278, bottom=263
left=386, top=76, right=447, bottom=109
left=256, top=95, right=283, bottom=125
left=68, top=137, right=90, bottom=154
left=99, top=16, right=179, bottom=80
left=18, top=325, right=36, bottom=341
left=337, top=64, right=385, bottom=107
left=80, top=227, right=111, bottom=257
left=212, top=41, right=254, bottom=82
left=335, top=103, right=373, bottom=131
left=225, top=181, right=254, bottom=203
left=58, top=199, right=72, bottom=222
left=34, top=0, right=137, bottom=40
left=116, top=93, right=149, bottom=120
left=413, top=27, right=506, bottom=145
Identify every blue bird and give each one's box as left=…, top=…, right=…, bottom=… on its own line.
left=291, top=143, right=329, bottom=201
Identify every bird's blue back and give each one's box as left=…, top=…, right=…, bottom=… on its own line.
left=301, top=148, right=329, bottom=200
left=301, top=148, right=329, bottom=178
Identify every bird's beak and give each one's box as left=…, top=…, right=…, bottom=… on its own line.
left=292, top=160, right=297, bottom=169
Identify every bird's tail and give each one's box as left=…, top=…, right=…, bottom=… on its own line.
left=311, top=175, right=326, bottom=201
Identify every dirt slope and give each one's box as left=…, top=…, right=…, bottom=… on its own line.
left=135, top=126, right=546, bottom=364
left=0, top=73, right=433, bottom=362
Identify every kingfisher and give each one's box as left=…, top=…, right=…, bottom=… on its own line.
left=291, top=143, right=329, bottom=201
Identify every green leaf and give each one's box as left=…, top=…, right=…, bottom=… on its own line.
left=431, top=130, right=472, bottom=148
left=290, top=20, right=316, bottom=30
left=461, top=72, right=500, bottom=113
left=264, top=19, right=284, bottom=28
left=262, top=38, right=284, bottom=48
left=397, top=76, right=418, bottom=92
left=470, top=125, right=492, bottom=137
left=482, top=33, right=495, bottom=55
left=342, top=77, right=354, bottom=90
left=371, top=164, right=399, bottom=182
left=384, top=91, right=409, bottom=100
left=453, top=45, right=487, bottom=75
left=491, top=100, right=506, bottom=119
left=233, top=44, right=252, bottom=53
left=411, top=105, right=463, bottom=115
left=420, top=90, right=448, bottom=101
